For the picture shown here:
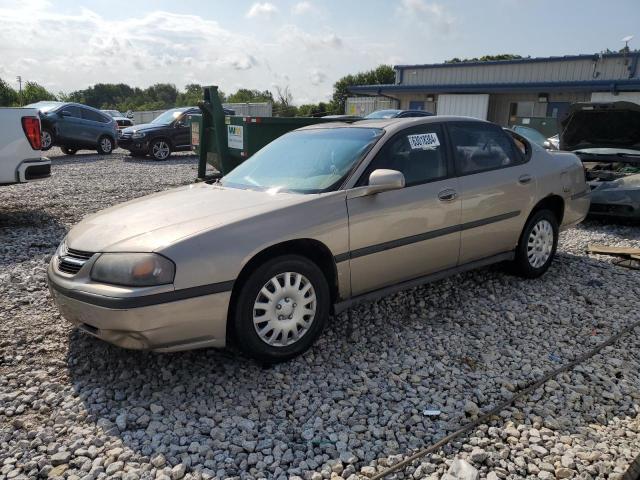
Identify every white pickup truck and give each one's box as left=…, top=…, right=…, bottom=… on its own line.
left=0, top=108, right=51, bottom=185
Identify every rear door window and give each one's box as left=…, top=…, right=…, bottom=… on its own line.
left=449, top=122, right=520, bottom=175
left=60, top=106, right=81, bottom=118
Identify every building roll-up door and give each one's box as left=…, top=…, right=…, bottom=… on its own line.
left=436, top=94, right=489, bottom=119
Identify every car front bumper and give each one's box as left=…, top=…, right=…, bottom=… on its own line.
left=588, top=186, right=640, bottom=219
left=47, top=262, right=231, bottom=352
left=117, top=136, right=149, bottom=152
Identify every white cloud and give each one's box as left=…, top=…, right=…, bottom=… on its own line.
left=397, top=0, right=455, bottom=34
left=246, top=2, right=278, bottom=18
left=309, top=69, right=327, bottom=85
left=292, top=1, right=313, bottom=15
left=0, top=2, right=401, bottom=104
left=277, top=25, right=343, bottom=50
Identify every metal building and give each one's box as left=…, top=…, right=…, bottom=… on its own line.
left=347, top=53, right=640, bottom=134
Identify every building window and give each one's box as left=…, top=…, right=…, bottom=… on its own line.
left=510, top=101, right=535, bottom=117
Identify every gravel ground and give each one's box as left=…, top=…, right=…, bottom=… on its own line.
left=0, top=149, right=639, bottom=480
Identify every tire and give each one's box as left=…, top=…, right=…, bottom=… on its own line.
left=149, top=138, right=171, bottom=161
left=97, top=136, right=114, bottom=155
left=61, top=147, right=77, bottom=155
left=232, top=255, right=330, bottom=363
left=41, top=129, right=54, bottom=151
left=512, top=209, right=559, bottom=278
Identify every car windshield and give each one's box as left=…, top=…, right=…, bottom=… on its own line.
left=221, top=127, right=383, bottom=194
left=151, top=108, right=187, bottom=125
left=512, top=125, right=548, bottom=147
left=365, top=110, right=401, bottom=119
left=26, top=101, right=63, bottom=113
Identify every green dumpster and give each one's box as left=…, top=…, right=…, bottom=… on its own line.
left=193, top=86, right=344, bottom=180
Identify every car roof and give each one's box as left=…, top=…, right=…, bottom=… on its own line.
left=299, top=115, right=489, bottom=134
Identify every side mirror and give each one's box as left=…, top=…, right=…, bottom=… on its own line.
left=126, top=112, right=134, bottom=119
left=347, top=169, right=405, bottom=199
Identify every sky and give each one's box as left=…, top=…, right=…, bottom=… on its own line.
left=0, top=0, right=638, bottom=104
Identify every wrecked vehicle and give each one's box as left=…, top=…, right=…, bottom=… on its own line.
left=561, top=101, right=640, bottom=219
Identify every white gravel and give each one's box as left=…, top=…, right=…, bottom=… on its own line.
left=0, top=148, right=639, bottom=480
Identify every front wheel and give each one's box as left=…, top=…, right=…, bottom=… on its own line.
left=61, top=147, right=77, bottom=155
left=149, top=139, right=171, bottom=161
left=97, top=136, right=114, bottom=155
left=232, top=255, right=330, bottom=363
left=41, top=129, right=54, bottom=151
left=512, top=209, right=559, bottom=278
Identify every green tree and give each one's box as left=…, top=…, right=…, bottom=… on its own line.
left=330, top=64, right=395, bottom=114
left=0, top=78, right=18, bottom=106
left=226, top=88, right=274, bottom=103
left=21, top=81, right=56, bottom=104
left=296, top=102, right=328, bottom=117
left=273, top=86, right=297, bottom=117
left=445, top=54, right=524, bottom=63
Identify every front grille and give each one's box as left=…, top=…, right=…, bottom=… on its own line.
left=57, top=247, right=94, bottom=275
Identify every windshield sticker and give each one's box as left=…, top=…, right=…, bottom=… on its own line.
left=408, top=133, right=440, bottom=150
left=227, top=125, right=244, bottom=150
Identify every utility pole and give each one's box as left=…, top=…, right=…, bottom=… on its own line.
left=16, top=76, right=22, bottom=106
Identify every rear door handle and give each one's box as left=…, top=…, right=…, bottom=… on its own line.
left=518, top=174, right=532, bottom=184
left=438, top=189, right=458, bottom=202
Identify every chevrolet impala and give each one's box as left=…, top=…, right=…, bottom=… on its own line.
left=48, top=117, right=590, bottom=362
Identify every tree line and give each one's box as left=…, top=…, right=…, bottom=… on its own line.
left=0, top=64, right=395, bottom=116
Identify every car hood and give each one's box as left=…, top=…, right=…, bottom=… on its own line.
left=561, top=101, right=640, bottom=152
left=66, top=184, right=310, bottom=252
left=122, top=123, right=166, bottom=134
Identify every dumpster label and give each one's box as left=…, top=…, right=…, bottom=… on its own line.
left=227, top=125, right=244, bottom=150
left=407, top=133, right=440, bottom=150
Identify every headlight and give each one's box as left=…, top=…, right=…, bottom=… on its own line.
left=91, top=253, right=175, bottom=287
left=132, top=131, right=146, bottom=139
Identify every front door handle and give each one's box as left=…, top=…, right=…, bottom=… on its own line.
left=438, top=189, right=458, bottom=202
left=518, top=174, right=532, bottom=184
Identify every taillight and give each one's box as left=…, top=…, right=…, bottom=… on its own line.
left=21, top=116, right=41, bottom=150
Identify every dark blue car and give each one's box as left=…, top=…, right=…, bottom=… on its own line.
left=27, top=101, right=118, bottom=155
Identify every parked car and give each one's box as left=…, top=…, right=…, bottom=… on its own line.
left=101, top=110, right=134, bottom=130
left=511, top=125, right=558, bottom=150
left=27, top=101, right=118, bottom=155
left=0, top=107, right=50, bottom=185
left=560, top=101, right=640, bottom=219
left=118, top=107, right=234, bottom=161
left=365, top=109, right=433, bottom=119
left=48, top=117, right=589, bottom=362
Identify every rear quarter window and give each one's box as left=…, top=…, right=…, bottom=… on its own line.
left=81, top=108, right=110, bottom=123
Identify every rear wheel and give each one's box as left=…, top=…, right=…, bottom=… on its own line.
left=512, top=209, right=559, bottom=278
left=61, top=147, right=77, bottom=155
left=150, top=139, right=171, bottom=161
left=97, top=136, right=114, bottom=155
left=41, top=129, right=54, bottom=151
left=232, top=255, right=330, bottom=363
